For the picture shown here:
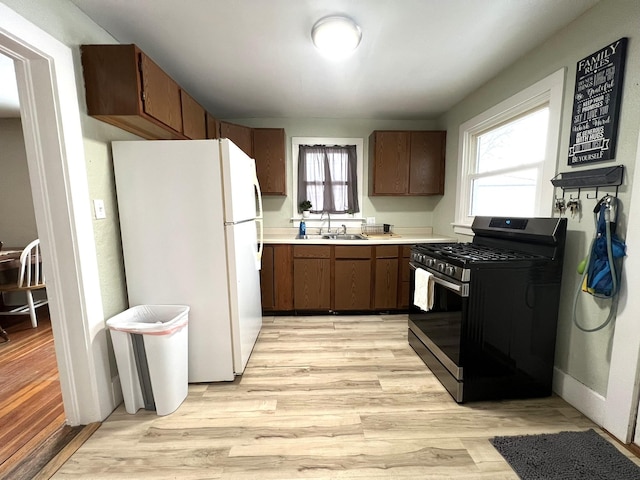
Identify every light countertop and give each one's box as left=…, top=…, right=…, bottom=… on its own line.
left=263, top=227, right=456, bottom=245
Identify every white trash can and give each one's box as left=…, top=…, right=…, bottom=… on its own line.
left=106, top=305, right=189, bottom=416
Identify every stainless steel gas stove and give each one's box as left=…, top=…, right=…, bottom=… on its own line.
left=408, top=216, right=567, bottom=403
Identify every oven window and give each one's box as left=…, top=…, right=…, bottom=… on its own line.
left=410, top=282, right=463, bottom=365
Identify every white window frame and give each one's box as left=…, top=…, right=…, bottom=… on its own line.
left=454, top=68, right=565, bottom=236
left=292, top=137, right=364, bottom=224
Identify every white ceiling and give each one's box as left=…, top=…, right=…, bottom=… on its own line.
left=3, top=1, right=600, bottom=120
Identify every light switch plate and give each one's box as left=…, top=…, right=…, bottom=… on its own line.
left=93, top=199, right=106, bottom=219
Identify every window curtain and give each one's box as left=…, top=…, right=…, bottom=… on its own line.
left=298, top=145, right=359, bottom=214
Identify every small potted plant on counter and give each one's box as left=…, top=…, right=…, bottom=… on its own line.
left=299, top=200, right=312, bottom=218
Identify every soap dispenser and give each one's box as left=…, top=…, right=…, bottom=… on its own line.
left=299, top=219, right=306, bottom=238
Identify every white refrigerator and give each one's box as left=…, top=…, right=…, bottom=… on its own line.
left=112, top=139, right=264, bottom=382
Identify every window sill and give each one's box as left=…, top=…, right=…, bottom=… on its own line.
left=452, top=222, right=474, bottom=237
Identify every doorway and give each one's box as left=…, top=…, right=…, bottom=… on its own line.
left=0, top=3, right=114, bottom=425
left=0, top=50, right=65, bottom=470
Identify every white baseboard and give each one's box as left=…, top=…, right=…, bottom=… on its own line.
left=553, top=367, right=606, bottom=426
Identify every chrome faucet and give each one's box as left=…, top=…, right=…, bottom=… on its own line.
left=320, top=211, right=331, bottom=234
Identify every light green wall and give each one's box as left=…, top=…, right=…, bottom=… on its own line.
left=227, top=117, right=446, bottom=230
left=434, top=0, right=640, bottom=395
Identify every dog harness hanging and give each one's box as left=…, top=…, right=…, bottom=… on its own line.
left=572, top=195, right=626, bottom=332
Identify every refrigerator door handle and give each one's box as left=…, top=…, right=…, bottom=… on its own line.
left=253, top=169, right=264, bottom=269
left=254, top=169, right=263, bottom=220
left=256, top=217, right=264, bottom=270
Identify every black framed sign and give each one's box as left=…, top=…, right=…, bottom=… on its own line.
left=568, top=37, right=628, bottom=166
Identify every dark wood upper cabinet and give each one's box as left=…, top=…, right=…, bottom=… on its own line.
left=369, top=131, right=410, bottom=195
left=206, top=113, right=220, bottom=139
left=180, top=90, right=206, bottom=139
left=409, top=131, right=446, bottom=195
left=81, top=44, right=288, bottom=180
left=81, top=44, right=186, bottom=140
left=219, top=121, right=253, bottom=157
left=139, top=53, right=183, bottom=133
left=369, top=130, right=446, bottom=196
left=253, top=128, right=286, bottom=195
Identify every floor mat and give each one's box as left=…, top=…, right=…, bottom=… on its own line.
left=491, top=429, right=640, bottom=480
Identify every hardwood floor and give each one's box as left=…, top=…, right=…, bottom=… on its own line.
left=53, top=314, right=640, bottom=479
left=0, top=312, right=65, bottom=476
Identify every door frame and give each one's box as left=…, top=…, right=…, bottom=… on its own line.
left=603, top=128, right=640, bottom=443
left=0, top=4, right=114, bottom=424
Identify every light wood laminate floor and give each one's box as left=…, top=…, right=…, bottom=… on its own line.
left=53, top=314, right=638, bottom=479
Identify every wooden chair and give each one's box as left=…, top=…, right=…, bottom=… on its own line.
left=0, top=239, right=48, bottom=328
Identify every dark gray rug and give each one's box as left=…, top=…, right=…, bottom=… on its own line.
left=491, top=429, right=640, bottom=480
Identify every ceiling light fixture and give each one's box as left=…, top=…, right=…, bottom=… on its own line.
left=311, top=15, right=362, bottom=59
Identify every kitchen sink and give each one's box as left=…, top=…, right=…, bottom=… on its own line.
left=322, top=234, right=367, bottom=240
left=295, top=233, right=368, bottom=241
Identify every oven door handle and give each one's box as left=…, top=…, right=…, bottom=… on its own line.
left=410, top=263, right=468, bottom=296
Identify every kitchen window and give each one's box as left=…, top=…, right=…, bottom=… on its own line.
left=292, top=137, right=364, bottom=221
left=454, top=69, right=565, bottom=234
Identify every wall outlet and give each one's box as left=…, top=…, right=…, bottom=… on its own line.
left=366, top=217, right=376, bottom=224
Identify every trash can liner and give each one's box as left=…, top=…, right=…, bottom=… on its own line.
left=106, top=305, right=189, bottom=335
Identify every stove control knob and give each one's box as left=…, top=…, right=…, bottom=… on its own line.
left=437, top=262, right=446, bottom=273
left=445, top=265, right=456, bottom=276
left=426, top=258, right=435, bottom=267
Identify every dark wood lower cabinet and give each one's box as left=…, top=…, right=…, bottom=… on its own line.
left=261, top=244, right=293, bottom=312
left=261, top=243, right=411, bottom=313
left=399, top=246, right=412, bottom=309
left=260, top=245, right=275, bottom=310
left=374, top=246, right=399, bottom=310
left=293, top=246, right=331, bottom=311
left=334, top=260, right=372, bottom=310
left=293, top=258, right=331, bottom=310
left=334, top=245, right=373, bottom=311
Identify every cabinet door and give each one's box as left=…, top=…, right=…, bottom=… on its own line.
left=374, top=258, right=399, bottom=309
left=253, top=128, right=286, bottom=195
left=261, top=244, right=294, bottom=311
left=180, top=90, right=206, bottom=139
left=409, top=131, right=446, bottom=195
left=370, top=131, right=410, bottom=195
left=334, top=260, right=372, bottom=310
left=206, top=113, right=220, bottom=139
left=220, top=121, right=253, bottom=157
left=399, top=246, right=412, bottom=309
left=294, top=258, right=331, bottom=310
left=260, top=245, right=275, bottom=311
left=80, top=44, right=186, bottom=140
left=139, top=53, right=183, bottom=133
left=273, top=244, right=294, bottom=310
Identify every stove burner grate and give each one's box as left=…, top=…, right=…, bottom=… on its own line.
left=417, top=243, right=545, bottom=263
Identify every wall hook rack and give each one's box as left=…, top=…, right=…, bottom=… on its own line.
left=551, top=165, right=624, bottom=200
